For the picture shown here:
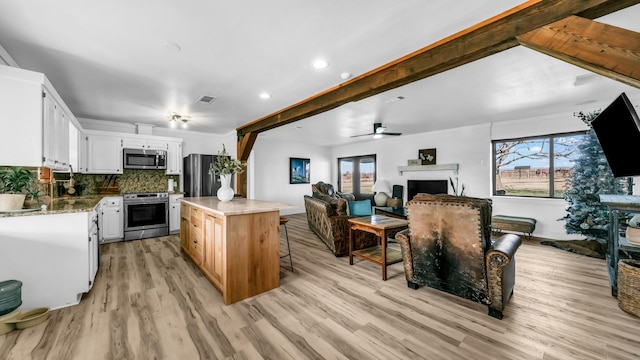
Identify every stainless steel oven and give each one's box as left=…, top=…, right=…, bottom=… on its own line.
left=123, top=192, right=169, bottom=240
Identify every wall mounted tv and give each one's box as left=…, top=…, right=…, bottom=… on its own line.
left=407, top=180, right=448, bottom=201
left=591, top=92, right=640, bottom=177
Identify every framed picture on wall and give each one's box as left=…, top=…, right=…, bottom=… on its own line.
left=419, top=148, right=437, bottom=165
left=290, top=158, right=310, bottom=184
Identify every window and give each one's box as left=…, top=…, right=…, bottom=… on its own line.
left=493, top=132, right=585, bottom=198
left=338, top=155, right=376, bottom=200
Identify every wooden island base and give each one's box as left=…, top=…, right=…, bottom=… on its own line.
left=180, top=197, right=294, bottom=304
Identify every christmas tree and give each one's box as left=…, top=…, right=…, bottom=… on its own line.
left=564, top=111, right=629, bottom=242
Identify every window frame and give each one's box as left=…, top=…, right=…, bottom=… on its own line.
left=492, top=131, right=586, bottom=199
left=337, top=154, right=377, bottom=201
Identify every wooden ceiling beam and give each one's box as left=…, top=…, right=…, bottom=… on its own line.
left=237, top=131, right=258, bottom=162
left=236, top=0, right=640, bottom=142
left=517, top=16, right=640, bottom=89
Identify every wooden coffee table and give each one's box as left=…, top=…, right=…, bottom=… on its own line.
left=348, top=215, right=409, bottom=280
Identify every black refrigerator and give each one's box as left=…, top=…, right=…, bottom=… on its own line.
left=184, top=154, right=217, bottom=197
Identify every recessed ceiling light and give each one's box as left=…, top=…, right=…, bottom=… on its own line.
left=162, top=41, right=181, bottom=53
left=312, top=58, right=329, bottom=69
left=340, top=72, right=352, bottom=80
left=259, top=92, right=271, bottom=99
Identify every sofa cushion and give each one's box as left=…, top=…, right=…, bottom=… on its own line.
left=313, top=193, right=347, bottom=215
left=348, top=199, right=372, bottom=216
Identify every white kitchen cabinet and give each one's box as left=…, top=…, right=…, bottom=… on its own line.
left=0, top=211, right=96, bottom=310
left=169, top=193, right=183, bottom=233
left=99, top=196, right=124, bottom=243
left=70, top=125, right=88, bottom=173
left=89, top=206, right=99, bottom=288
left=122, top=137, right=167, bottom=150
left=42, top=89, right=70, bottom=170
left=86, top=134, right=123, bottom=174
left=0, top=65, right=75, bottom=169
left=166, top=141, right=183, bottom=175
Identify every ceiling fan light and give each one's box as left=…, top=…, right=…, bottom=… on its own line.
left=373, top=134, right=383, bottom=139
left=375, top=126, right=386, bottom=134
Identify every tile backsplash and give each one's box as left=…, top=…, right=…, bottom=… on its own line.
left=72, top=170, right=179, bottom=195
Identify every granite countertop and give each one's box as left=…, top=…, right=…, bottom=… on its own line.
left=182, top=197, right=295, bottom=216
left=0, top=195, right=105, bottom=218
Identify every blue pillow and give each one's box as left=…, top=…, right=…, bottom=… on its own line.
left=348, top=199, right=372, bottom=216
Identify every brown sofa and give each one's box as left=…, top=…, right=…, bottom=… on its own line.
left=395, top=193, right=522, bottom=319
left=304, top=182, right=377, bottom=256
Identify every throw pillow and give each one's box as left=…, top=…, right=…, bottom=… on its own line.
left=348, top=199, right=372, bottom=216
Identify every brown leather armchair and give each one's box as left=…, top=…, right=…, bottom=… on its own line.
left=395, top=194, right=522, bottom=319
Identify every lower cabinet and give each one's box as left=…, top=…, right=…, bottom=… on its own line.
left=189, top=207, right=204, bottom=265
left=169, top=194, right=183, bottom=233
left=180, top=202, right=190, bottom=251
left=204, top=213, right=224, bottom=287
left=99, top=196, right=123, bottom=243
left=0, top=212, right=96, bottom=310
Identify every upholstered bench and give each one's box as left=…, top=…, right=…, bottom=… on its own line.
left=491, top=215, right=536, bottom=239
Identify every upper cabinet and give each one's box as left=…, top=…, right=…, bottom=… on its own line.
left=78, top=130, right=182, bottom=174
left=0, top=66, right=75, bottom=170
left=122, top=137, right=168, bottom=150
left=85, top=134, right=123, bottom=174
left=166, top=141, right=182, bottom=175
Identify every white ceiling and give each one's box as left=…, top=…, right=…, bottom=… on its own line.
left=0, top=1, right=639, bottom=146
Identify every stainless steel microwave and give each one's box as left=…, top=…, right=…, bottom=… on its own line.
left=123, top=148, right=167, bottom=170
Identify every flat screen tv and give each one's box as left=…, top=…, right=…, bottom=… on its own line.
left=407, top=180, right=448, bottom=201
left=591, top=93, right=640, bottom=177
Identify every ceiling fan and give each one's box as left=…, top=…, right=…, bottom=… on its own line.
left=350, top=122, right=402, bottom=138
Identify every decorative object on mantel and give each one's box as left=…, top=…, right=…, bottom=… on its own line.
left=407, top=159, right=421, bottom=166
left=290, top=158, right=310, bottom=184
left=419, top=148, right=436, bottom=165
left=449, top=176, right=466, bottom=196
left=372, top=179, right=391, bottom=206
left=209, top=144, right=245, bottom=202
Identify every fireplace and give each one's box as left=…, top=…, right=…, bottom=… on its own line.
left=407, top=180, right=448, bottom=201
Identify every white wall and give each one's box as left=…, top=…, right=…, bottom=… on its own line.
left=250, top=137, right=332, bottom=215
left=332, top=123, right=492, bottom=199
left=330, top=111, right=592, bottom=240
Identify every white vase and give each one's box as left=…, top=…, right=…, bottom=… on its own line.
left=217, top=174, right=235, bottom=202
left=0, top=194, right=26, bottom=211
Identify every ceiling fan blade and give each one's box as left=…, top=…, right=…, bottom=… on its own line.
left=350, top=132, right=375, bottom=138
left=381, top=132, right=402, bottom=136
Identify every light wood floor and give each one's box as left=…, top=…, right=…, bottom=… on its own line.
left=1, top=214, right=639, bottom=360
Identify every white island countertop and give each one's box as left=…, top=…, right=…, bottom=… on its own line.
left=182, top=197, right=295, bottom=215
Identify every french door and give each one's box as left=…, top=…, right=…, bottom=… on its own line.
left=338, top=155, right=376, bottom=201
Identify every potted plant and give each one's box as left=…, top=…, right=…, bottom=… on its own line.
left=0, top=167, right=35, bottom=211
left=208, top=144, right=245, bottom=202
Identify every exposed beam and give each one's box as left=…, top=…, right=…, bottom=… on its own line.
left=236, top=0, right=640, bottom=140
left=237, top=132, right=258, bottom=161
left=517, top=16, right=640, bottom=89
left=236, top=132, right=257, bottom=196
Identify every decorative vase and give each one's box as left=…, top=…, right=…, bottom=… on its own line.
left=217, top=174, right=235, bottom=202
left=0, top=194, right=26, bottom=211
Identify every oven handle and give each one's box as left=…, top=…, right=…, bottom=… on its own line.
left=124, top=199, right=169, bottom=206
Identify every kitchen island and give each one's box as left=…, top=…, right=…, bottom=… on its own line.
left=179, top=197, right=295, bottom=304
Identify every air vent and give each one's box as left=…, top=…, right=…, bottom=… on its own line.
left=197, top=94, right=217, bottom=104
